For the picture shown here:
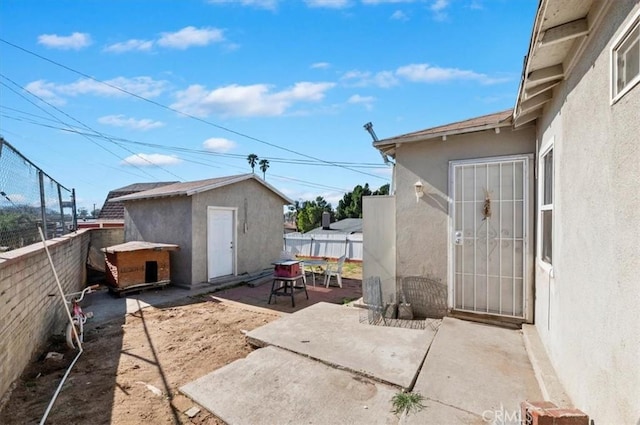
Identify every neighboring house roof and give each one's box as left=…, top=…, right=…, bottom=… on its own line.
left=513, top=0, right=606, bottom=127
left=99, top=182, right=178, bottom=220
left=112, top=173, right=294, bottom=204
left=373, top=109, right=513, bottom=157
left=307, top=218, right=363, bottom=235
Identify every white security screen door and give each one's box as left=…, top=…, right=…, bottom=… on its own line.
left=450, top=156, right=528, bottom=318
left=207, top=208, right=235, bottom=280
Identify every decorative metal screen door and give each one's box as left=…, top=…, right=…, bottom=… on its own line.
left=450, top=156, right=528, bottom=318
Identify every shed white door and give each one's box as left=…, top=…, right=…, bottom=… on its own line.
left=450, top=156, right=528, bottom=319
left=207, top=208, right=235, bottom=280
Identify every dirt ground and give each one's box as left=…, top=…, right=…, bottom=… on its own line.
left=0, top=296, right=281, bottom=424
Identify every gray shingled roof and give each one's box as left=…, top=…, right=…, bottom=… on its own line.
left=98, top=181, right=178, bottom=220
left=374, top=109, right=513, bottom=157
left=111, top=173, right=293, bottom=204
left=307, top=218, right=362, bottom=234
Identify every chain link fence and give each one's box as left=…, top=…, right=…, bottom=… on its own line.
left=0, top=137, right=76, bottom=252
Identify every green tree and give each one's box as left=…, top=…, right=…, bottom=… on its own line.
left=336, top=184, right=372, bottom=220
left=259, top=158, right=269, bottom=180
left=77, top=208, right=88, bottom=219
left=247, top=153, right=259, bottom=173
left=373, top=183, right=390, bottom=195
left=297, top=196, right=333, bottom=233
left=336, top=183, right=389, bottom=220
left=285, top=201, right=301, bottom=228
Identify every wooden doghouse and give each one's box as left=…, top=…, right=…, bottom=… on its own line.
left=102, top=241, right=179, bottom=292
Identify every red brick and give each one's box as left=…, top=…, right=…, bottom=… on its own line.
left=520, top=401, right=589, bottom=425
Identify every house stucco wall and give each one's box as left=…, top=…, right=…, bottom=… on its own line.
left=534, top=2, right=640, bottom=423
left=394, top=126, right=535, bottom=314
left=124, top=196, right=193, bottom=286
left=362, top=195, right=396, bottom=304
left=190, top=179, right=287, bottom=283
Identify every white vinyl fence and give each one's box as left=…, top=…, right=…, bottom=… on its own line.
left=283, top=233, right=363, bottom=261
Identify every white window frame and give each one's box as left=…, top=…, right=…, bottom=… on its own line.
left=611, top=8, right=640, bottom=103
left=538, top=140, right=554, bottom=268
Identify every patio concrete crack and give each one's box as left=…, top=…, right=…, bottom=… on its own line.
left=424, top=397, right=484, bottom=419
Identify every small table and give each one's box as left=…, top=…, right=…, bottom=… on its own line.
left=268, top=274, right=308, bottom=307
left=300, top=259, right=328, bottom=286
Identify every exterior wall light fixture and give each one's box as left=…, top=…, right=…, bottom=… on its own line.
left=414, top=180, right=424, bottom=202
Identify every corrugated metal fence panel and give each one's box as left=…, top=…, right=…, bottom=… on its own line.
left=283, top=233, right=363, bottom=261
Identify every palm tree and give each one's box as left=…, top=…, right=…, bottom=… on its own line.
left=247, top=154, right=259, bottom=173
left=259, top=158, right=270, bottom=180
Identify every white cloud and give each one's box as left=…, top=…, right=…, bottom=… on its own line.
left=121, top=153, right=182, bottom=166
left=430, top=0, right=450, bottom=20
left=25, top=76, right=168, bottom=101
left=37, top=32, right=92, bottom=50
left=347, top=94, right=375, bottom=110
left=305, top=0, right=351, bottom=8
left=390, top=10, right=409, bottom=20
left=340, top=63, right=508, bottom=88
left=341, top=70, right=399, bottom=88
left=98, top=115, right=165, bottom=131
left=311, top=62, right=331, bottom=69
left=207, top=0, right=279, bottom=9
left=157, top=26, right=225, bottom=49
left=396, top=63, right=506, bottom=84
left=431, top=0, right=449, bottom=11
left=171, top=81, right=336, bottom=117
left=104, top=39, right=154, bottom=53
left=24, top=80, right=66, bottom=105
left=202, top=137, right=237, bottom=152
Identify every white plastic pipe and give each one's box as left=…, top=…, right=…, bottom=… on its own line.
left=37, top=226, right=83, bottom=425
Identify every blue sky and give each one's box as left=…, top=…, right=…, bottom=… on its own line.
left=0, top=0, right=537, bottom=212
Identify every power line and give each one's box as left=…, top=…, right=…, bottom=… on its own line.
left=0, top=81, right=158, bottom=181
left=0, top=110, right=386, bottom=169
left=0, top=73, right=185, bottom=181
left=0, top=38, right=386, bottom=181
left=0, top=112, right=358, bottom=193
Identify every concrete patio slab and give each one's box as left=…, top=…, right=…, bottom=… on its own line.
left=403, top=317, right=543, bottom=424
left=180, top=346, right=398, bottom=425
left=247, top=302, right=437, bottom=389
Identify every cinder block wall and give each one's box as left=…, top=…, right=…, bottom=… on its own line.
left=0, top=230, right=91, bottom=403
left=90, top=227, right=124, bottom=250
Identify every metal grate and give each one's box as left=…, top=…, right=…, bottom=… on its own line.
left=360, top=276, right=386, bottom=325
left=402, top=276, right=448, bottom=319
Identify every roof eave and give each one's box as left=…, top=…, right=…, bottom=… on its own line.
left=373, top=119, right=513, bottom=155
left=113, top=174, right=293, bottom=205
left=110, top=192, right=187, bottom=202
left=513, top=0, right=611, bottom=127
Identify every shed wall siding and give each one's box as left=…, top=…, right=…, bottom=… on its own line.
left=124, top=196, right=193, bottom=285
left=191, top=179, right=285, bottom=283
left=535, top=2, right=640, bottom=423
